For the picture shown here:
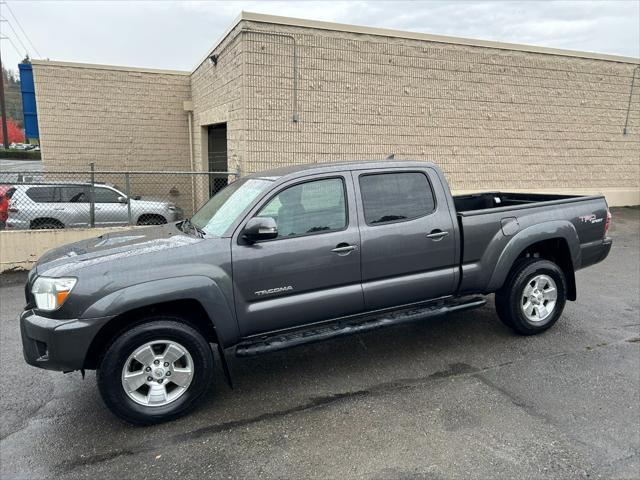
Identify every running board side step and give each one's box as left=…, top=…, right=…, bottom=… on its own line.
left=235, top=296, right=486, bottom=357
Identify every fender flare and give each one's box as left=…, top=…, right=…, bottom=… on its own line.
left=80, top=275, right=239, bottom=347
left=486, top=220, right=581, bottom=293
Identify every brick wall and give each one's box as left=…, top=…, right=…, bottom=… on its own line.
left=32, top=62, right=197, bottom=214
left=190, top=23, right=246, bottom=174
left=241, top=20, right=640, bottom=196
left=32, top=62, right=192, bottom=172
left=30, top=16, right=640, bottom=206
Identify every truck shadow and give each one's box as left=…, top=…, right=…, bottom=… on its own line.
left=225, top=303, right=505, bottom=395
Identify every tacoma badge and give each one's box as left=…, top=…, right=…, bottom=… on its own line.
left=254, top=286, right=294, bottom=296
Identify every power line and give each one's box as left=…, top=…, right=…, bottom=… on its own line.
left=1, top=16, right=28, bottom=56
left=1, top=2, right=39, bottom=56
left=1, top=1, right=41, bottom=57
left=0, top=34, right=23, bottom=58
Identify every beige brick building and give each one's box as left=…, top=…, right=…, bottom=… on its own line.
left=32, top=12, right=639, bottom=206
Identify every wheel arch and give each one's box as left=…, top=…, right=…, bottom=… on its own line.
left=488, top=221, right=579, bottom=300
left=80, top=276, right=239, bottom=369
left=137, top=213, right=167, bottom=225
left=30, top=217, right=65, bottom=229
left=83, top=298, right=217, bottom=369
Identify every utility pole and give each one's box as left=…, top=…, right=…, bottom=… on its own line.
left=0, top=49, right=8, bottom=149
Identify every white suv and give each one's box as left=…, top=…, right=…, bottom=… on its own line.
left=6, top=183, right=183, bottom=230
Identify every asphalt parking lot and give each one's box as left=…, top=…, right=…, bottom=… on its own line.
left=1, top=207, right=638, bottom=479
left=0, top=159, right=43, bottom=173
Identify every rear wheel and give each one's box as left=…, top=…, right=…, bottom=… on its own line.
left=97, top=318, right=214, bottom=425
left=495, top=258, right=567, bottom=335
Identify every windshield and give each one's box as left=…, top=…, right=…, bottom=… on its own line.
left=190, top=178, right=273, bottom=236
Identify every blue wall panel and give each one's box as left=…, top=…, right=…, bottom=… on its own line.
left=18, top=63, right=39, bottom=140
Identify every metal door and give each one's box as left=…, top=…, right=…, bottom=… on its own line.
left=231, top=173, right=364, bottom=336
left=93, top=186, right=128, bottom=226
left=354, top=167, right=457, bottom=310
left=56, top=186, right=90, bottom=228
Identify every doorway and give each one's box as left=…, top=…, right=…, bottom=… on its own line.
left=207, top=123, right=228, bottom=197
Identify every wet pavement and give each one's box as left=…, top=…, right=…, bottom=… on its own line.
left=1, top=207, right=638, bottom=479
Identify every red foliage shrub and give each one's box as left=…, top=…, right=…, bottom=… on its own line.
left=2, top=118, right=25, bottom=144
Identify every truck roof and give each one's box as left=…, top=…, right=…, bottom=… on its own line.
left=248, top=160, right=439, bottom=180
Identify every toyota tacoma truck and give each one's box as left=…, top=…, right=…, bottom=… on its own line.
left=20, top=161, right=612, bottom=424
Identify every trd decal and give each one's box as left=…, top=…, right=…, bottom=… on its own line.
left=579, top=214, right=603, bottom=224
left=254, top=286, right=294, bottom=296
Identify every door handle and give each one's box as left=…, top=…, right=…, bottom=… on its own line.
left=331, top=244, right=357, bottom=255
left=426, top=230, right=449, bottom=240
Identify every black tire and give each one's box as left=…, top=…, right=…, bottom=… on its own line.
left=495, top=258, right=567, bottom=335
left=97, top=317, right=214, bottom=425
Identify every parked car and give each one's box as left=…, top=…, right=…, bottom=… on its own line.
left=6, top=182, right=183, bottom=229
left=20, top=161, right=612, bottom=424
left=9, top=143, right=35, bottom=150
left=9, top=143, right=27, bottom=150
left=0, top=184, right=16, bottom=229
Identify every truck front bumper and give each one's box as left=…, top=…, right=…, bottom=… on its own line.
left=20, top=309, right=112, bottom=371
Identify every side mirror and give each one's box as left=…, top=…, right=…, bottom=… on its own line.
left=117, top=196, right=128, bottom=204
left=242, top=217, right=278, bottom=243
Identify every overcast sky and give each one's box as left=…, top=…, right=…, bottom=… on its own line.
left=1, top=0, right=638, bottom=73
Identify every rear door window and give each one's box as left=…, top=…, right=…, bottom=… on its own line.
left=359, top=172, right=435, bottom=225
left=26, top=187, right=57, bottom=203
left=59, top=186, right=87, bottom=203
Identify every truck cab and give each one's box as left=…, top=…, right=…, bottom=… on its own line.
left=227, top=164, right=459, bottom=336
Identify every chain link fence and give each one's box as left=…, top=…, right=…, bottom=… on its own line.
left=0, top=168, right=239, bottom=231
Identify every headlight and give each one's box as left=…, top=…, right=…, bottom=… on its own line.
left=31, top=277, right=77, bottom=311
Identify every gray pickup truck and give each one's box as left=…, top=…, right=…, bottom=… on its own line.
left=20, top=161, right=612, bottom=424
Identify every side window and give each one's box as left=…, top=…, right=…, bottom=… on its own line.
left=359, top=172, right=435, bottom=225
left=59, top=186, right=87, bottom=203
left=257, top=178, right=347, bottom=238
left=259, top=197, right=281, bottom=218
left=94, top=187, right=121, bottom=203
left=25, top=187, right=57, bottom=203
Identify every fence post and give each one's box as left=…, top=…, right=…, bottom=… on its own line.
left=125, top=172, right=132, bottom=226
left=89, top=162, right=95, bottom=228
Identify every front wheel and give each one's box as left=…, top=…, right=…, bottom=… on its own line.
left=495, top=258, right=567, bottom=335
left=97, top=318, right=214, bottom=425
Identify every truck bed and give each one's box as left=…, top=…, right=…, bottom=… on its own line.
left=452, top=191, right=610, bottom=297
left=453, top=192, right=583, bottom=214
